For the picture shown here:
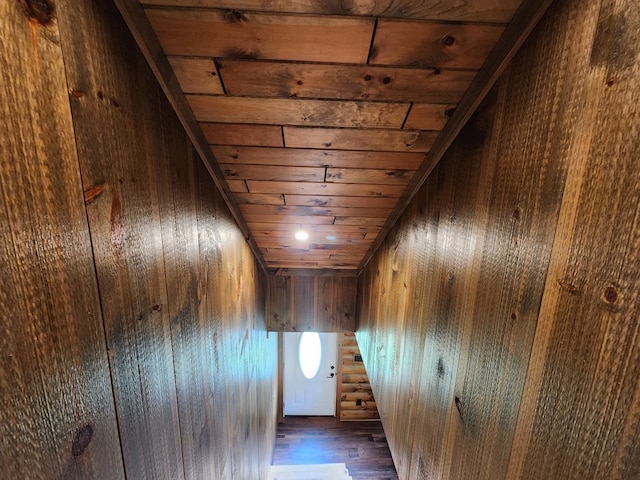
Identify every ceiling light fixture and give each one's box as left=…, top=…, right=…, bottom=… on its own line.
left=295, top=230, right=309, bottom=241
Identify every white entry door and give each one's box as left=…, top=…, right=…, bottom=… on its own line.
left=283, top=332, right=337, bottom=416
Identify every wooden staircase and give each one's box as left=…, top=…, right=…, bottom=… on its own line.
left=267, top=463, right=352, bottom=480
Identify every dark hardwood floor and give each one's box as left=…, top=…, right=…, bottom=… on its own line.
left=273, top=417, right=398, bottom=480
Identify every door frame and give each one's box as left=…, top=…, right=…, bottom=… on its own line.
left=277, top=332, right=344, bottom=421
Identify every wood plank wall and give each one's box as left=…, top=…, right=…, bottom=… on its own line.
left=339, top=333, right=379, bottom=421
left=1, top=1, right=276, bottom=479
left=267, top=275, right=357, bottom=331
left=356, top=0, right=640, bottom=479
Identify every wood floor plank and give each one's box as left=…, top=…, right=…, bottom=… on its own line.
left=272, top=417, right=397, bottom=479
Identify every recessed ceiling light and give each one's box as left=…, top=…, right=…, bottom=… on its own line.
left=295, top=230, right=309, bottom=241
left=326, top=235, right=336, bottom=240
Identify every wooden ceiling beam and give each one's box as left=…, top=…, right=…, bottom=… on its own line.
left=139, top=0, right=522, bottom=23
left=112, top=0, right=269, bottom=273
left=359, top=0, right=555, bottom=271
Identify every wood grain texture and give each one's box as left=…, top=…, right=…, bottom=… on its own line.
left=145, top=8, right=374, bottom=63
left=203, top=123, right=283, bottom=147
left=140, top=0, right=520, bottom=22
left=357, top=1, right=640, bottom=480
left=57, top=1, right=277, bottom=479
left=404, top=103, right=455, bottom=130
left=370, top=20, right=505, bottom=68
left=220, top=164, right=325, bottom=182
left=240, top=204, right=392, bottom=218
left=218, top=59, right=476, bottom=103
left=248, top=180, right=406, bottom=197
left=58, top=2, right=185, bottom=476
left=211, top=146, right=425, bottom=170
left=284, top=127, right=438, bottom=152
left=326, top=168, right=414, bottom=185
left=168, top=56, right=223, bottom=94
left=267, top=276, right=356, bottom=331
left=0, top=2, right=124, bottom=478
left=360, top=0, right=554, bottom=272
left=113, top=0, right=265, bottom=272
left=339, top=333, right=379, bottom=421
left=188, top=95, right=409, bottom=128
left=193, top=161, right=277, bottom=480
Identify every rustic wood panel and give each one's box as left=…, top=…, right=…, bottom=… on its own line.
left=0, top=2, right=124, bottom=477
left=249, top=223, right=381, bottom=235
left=284, top=127, right=438, bottom=152
left=359, top=0, right=553, bottom=272
left=267, top=276, right=356, bottom=331
left=335, top=217, right=386, bottom=226
left=193, top=160, right=277, bottom=480
left=220, top=164, right=325, bottom=182
left=326, top=168, right=414, bottom=185
left=188, top=95, right=409, bottom=128
left=57, top=1, right=185, bottom=477
left=219, top=59, right=476, bottom=103
left=357, top=1, right=640, bottom=480
left=113, top=0, right=265, bottom=273
left=507, top=1, right=640, bottom=479
left=370, top=20, right=506, bottom=69
left=235, top=193, right=285, bottom=205
left=339, top=333, right=379, bottom=421
left=203, top=123, right=283, bottom=147
left=136, top=0, right=531, bottom=271
left=141, top=0, right=521, bottom=22
left=243, top=213, right=336, bottom=225
left=284, top=195, right=397, bottom=209
left=54, top=1, right=277, bottom=479
left=273, top=417, right=398, bottom=480
left=168, top=56, right=223, bottom=94
left=247, top=180, right=406, bottom=197
left=404, top=103, right=454, bottom=130
left=227, top=179, right=249, bottom=192
left=211, top=146, right=425, bottom=170
left=239, top=204, right=392, bottom=218
left=145, top=8, right=374, bottom=63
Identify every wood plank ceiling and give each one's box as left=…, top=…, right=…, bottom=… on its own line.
left=138, top=0, right=526, bottom=271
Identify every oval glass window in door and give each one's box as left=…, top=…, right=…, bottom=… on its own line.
left=299, top=332, right=322, bottom=379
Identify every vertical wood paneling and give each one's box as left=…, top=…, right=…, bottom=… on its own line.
left=0, top=3, right=124, bottom=478
left=58, top=1, right=184, bottom=476
left=267, top=275, right=356, bottom=332
left=508, top=1, right=640, bottom=479
left=357, top=1, right=640, bottom=479
left=2, top=0, right=278, bottom=479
